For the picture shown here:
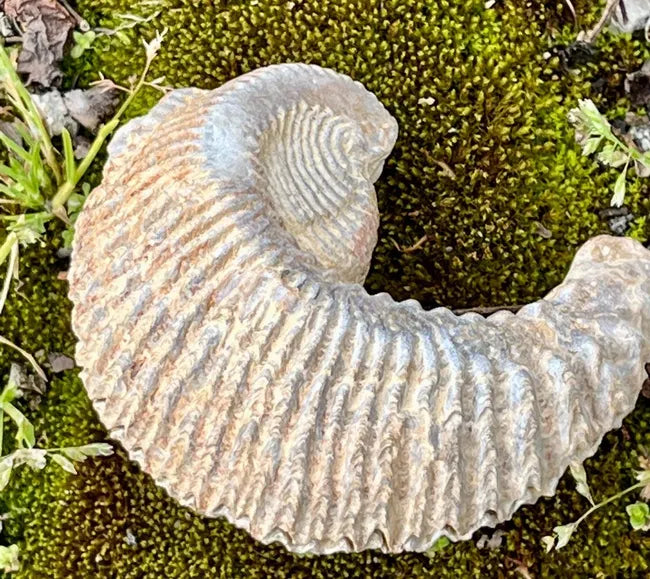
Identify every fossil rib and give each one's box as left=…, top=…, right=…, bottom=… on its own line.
left=68, top=64, right=650, bottom=554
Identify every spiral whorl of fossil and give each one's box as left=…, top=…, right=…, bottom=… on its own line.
left=68, top=64, right=650, bottom=554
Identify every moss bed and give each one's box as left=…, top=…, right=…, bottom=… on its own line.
left=1, top=0, right=650, bottom=576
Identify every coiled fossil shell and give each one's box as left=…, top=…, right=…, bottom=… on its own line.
left=68, top=64, right=650, bottom=554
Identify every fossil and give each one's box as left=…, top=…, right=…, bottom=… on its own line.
left=68, top=63, right=650, bottom=554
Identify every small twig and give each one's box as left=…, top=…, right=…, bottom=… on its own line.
left=563, top=0, right=577, bottom=26
left=0, top=336, right=47, bottom=381
left=434, top=160, right=456, bottom=180
left=578, top=0, right=621, bottom=44
left=399, top=234, right=429, bottom=253
left=89, top=78, right=130, bottom=94
left=51, top=28, right=167, bottom=214
left=59, top=0, right=90, bottom=31
left=452, top=304, right=525, bottom=316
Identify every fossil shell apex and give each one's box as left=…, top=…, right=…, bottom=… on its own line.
left=68, top=63, right=650, bottom=554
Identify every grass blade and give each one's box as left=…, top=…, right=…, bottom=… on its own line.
left=0, top=162, right=22, bottom=184
left=0, top=45, right=62, bottom=185
left=0, top=233, right=18, bottom=315
left=0, top=184, right=21, bottom=199
left=0, top=130, right=30, bottom=163
left=0, top=336, right=47, bottom=382
left=10, top=119, right=36, bottom=147
left=60, top=128, right=76, bottom=182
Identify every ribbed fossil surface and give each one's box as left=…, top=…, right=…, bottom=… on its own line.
left=68, top=64, right=650, bottom=554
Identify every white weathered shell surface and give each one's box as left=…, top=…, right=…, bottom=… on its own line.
left=610, top=0, right=650, bottom=33
left=68, top=64, right=650, bottom=554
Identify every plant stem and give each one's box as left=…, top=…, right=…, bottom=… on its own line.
left=0, top=235, right=18, bottom=316
left=49, top=182, right=75, bottom=214
left=0, top=404, right=4, bottom=456
left=0, top=336, right=47, bottom=382
left=579, top=0, right=621, bottom=44
left=573, top=481, right=647, bottom=528
left=0, top=233, right=18, bottom=269
left=50, top=56, right=154, bottom=213
left=73, top=118, right=120, bottom=183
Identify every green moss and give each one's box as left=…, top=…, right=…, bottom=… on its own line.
left=1, top=0, right=650, bottom=576
left=65, top=0, right=650, bottom=308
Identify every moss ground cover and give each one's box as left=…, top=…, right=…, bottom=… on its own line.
left=1, top=0, right=649, bottom=576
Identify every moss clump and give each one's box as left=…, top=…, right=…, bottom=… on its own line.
left=1, top=0, right=650, bottom=576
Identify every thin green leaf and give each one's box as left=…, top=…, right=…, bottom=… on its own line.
left=76, top=442, right=114, bottom=457
left=115, top=30, right=132, bottom=45
left=0, top=456, right=14, bottom=492
left=0, top=381, right=19, bottom=406
left=581, top=136, right=602, bottom=156
left=70, top=44, right=85, bottom=59
left=541, top=535, right=555, bottom=553
left=51, top=453, right=77, bottom=474
left=0, top=335, right=47, bottom=382
left=10, top=120, right=36, bottom=148
left=0, top=543, right=20, bottom=573
left=66, top=192, right=85, bottom=214
left=61, top=447, right=88, bottom=462
left=61, top=128, right=76, bottom=182
left=0, top=184, right=19, bottom=198
left=0, top=130, right=30, bottom=163
left=27, top=140, right=47, bottom=194
left=62, top=227, right=75, bottom=248
left=597, top=143, right=628, bottom=168
left=635, top=468, right=650, bottom=485
left=17, top=419, right=34, bottom=448
left=553, top=523, right=577, bottom=550
left=626, top=502, right=650, bottom=531
left=425, top=536, right=450, bottom=557
left=2, top=403, right=35, bottom=448
left=611, top=162, right=628, bottom=207
left=0, top=169, right=41, bottom=209
left=569, top=462, right=595, bottom=506
left=578, top=99, right=611, bottom=132
left=0, top=233, right=19, bottom=317
left=11, top=448, right=47, bottom=470
left=0, top=182, right=41, bottom=209
left=0, top=45, right=62, bottom=184
left=0, top=162, right=23, bottom=184
left=6, top=212, right=51, bottom=245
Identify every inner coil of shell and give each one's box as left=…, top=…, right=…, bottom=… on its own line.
left=68, top=63, right=650, bottom=554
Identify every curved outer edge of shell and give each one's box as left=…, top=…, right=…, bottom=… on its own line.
left=68, top=63, right=650, bottom=554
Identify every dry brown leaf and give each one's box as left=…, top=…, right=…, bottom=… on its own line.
left=5, top=0, right=75, bottom=87
left=63, top=85, right=120, bottom=132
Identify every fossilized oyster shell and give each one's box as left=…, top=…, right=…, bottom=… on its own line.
left=68, top=63, right=650, bottom=554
